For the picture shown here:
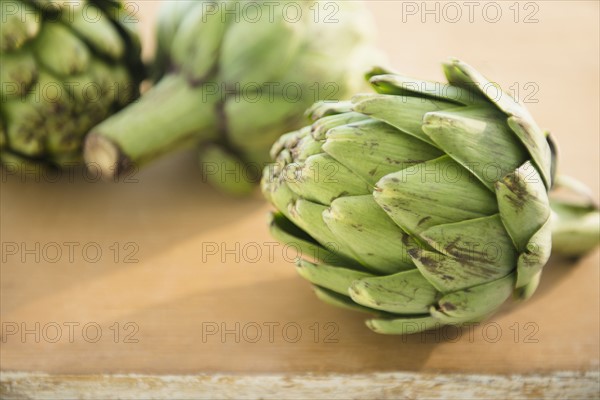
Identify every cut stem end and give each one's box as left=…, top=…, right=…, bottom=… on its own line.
left=84, top=133, right=128, bottom=180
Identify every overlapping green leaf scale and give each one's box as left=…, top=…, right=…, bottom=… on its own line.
left=262, top=60, right=555, bottom=334
left=0, top=0, right=141, bottom=166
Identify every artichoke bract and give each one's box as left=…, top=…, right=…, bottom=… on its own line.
left=262, top=60, right=600, bottom=334
left=84, top=0, right=377, bottom=195
left=0, top=0, right=143, bottom=168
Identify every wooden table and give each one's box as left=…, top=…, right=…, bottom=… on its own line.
left=1, top=1, right=598, bottom=399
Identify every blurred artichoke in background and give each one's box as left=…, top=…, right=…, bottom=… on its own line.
left=262, top=59, right=600, bottom=334
left=84, top=0, right=378, bottom=195
left=0, top=0, right=143, bottom=168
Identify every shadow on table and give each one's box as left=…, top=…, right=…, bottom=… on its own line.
left=0, top=149, right=266, bottom=309
left=495, top=254, right=587, bottom=317
left=12, top=277, right=438, bottom=374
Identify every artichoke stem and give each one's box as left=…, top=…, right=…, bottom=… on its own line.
left=550, top=198, right=599, bottom=259
left=84, top=74, right=219, bottom=178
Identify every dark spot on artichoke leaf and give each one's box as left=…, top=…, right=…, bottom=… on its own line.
left=367, top=253, right=374, bottom=256
left=442, top=274, right=455, bottom=281
left=390, top=177, right=400, bottom=183
left=444, top=238, right=499, bottom=270
left=384, top=157, right=395, bottom=165
left=418, top=255, right=438, bottom=269
left=453, top=251, right=494, bottom=271
left=368, top=168, right=377, bottom=176
left=512, top=119, right=536, bottom=145
left=391, top=204, right=418, bottom=215
left=444, top=238, right=461, bottom=255
left=442, top=302, right=457, bottom=311
left=401, top=233, right=416, bottom=248
left=407, top=247, right=420, bottom=258
left=501, top=175, right=530, bottom=211
left=351, top=224, right=364, bottom=232
left=417, top=216, right=431, bottom=227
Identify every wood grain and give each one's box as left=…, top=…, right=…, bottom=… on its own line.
left=2, top=371, right=599, bottom=400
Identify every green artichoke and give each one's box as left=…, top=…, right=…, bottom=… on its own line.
left=0, top=0, right=143, bottom=168
left=262, top=59, right=600, bottom=334
left=83, top=0, right=377, bottom=195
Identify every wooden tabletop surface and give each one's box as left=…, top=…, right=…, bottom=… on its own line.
left=1, top=1, right=598, bottom=398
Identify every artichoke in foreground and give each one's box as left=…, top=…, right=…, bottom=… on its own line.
left=0, top=0, right=143, bottom=168
left=84, top=0, right=378, bottom=195
left=262, top=60, right=600, bottom=334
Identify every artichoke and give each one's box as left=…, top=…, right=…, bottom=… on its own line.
left=262, top=60, right=600, bottom=334
left=0, top=0, right=143, bottom=168
left=83, top=0, right=377, bottom=195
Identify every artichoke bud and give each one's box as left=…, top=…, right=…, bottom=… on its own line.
left=83, top=0, right=380, bottom=194
left=0, top=0, right=143, bottom=168
left=263, top=59, right=600, bottom=334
